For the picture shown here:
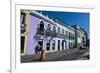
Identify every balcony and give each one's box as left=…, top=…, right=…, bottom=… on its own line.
left=21, top=24, right=26, bottom=33
left=68, top=36, right=75, bottom=40
left=37, top=27, right=44, bottom=35
left=36, top=27, right=57, bottom=37
left=68, top=33, right=75, bottom=40
left=56, top=33, right=67, bottom=38
left=45, top=30, right=57, bottom=37
left=65, top=34, right=69, bottom=39
left=56, top=33, right=75, bottom=39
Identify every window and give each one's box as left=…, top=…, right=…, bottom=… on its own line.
left=58, top=40, right=60, bottom=50
left=83, top=37, right=84, bottom=41
left=62, top=40, right=64, bottom=50
left=21, top=13, right=26, bottom=33
left=67, top=32, right=69, bottom=37
left=70, top=42, right=73, bottom=48
left=69, top=42, right=70, bottom=48
left=53, top=26, right=56, bottom=32
left=78, top=32, right=80, bottom=38
left=65, top=41, right=67, bottom=49
left=72, top=43, right=74, bottom=47
left=21, top=13, right=26, bottom=24
left=47, top=24, right=51, bottom=31
left=39, top=21, right=44, bottom=31
left=37, top=21, right=44, bottom=35
left=21, top=36, right=25, bottom=53
left=73, top=34, right=75, bottom=38
left=72, top=34, right=73, bottom=38
left=58, top=27, right=60, bottom=33
left=62, top=29, right=64, bottom=35
left=70, top=33, right=72, bottom=39
left=65, top=31, right=68, bottom=37
left=70, top=33, right=72, bottom=38
left=65, top=31, right=67, bottom=35
left=71, top=43, right=72, bottom=47
left=52, top=40, right=55, bottom=50
left=69, top=32, right=70, bottom=39
left=38, top=39, right=43, bottom=51
left=46, top=40, right=50, bottom=51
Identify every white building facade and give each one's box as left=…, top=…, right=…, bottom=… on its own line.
left=21, top=10, right=87, bottom=55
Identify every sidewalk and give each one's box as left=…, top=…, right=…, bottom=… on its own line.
left=21, top=48, right=79, bottom=63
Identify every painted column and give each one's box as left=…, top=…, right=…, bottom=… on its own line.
left=24, top=11, right=31, bottom=55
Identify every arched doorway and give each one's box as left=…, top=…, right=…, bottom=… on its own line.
left=62, top=40, right=66, bottom=50
left=38, top=21, right=44, bottom=35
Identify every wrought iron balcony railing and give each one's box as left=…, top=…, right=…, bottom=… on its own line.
left=68, top=36, right=75, bottom=40
left=56, top=33, right=68, bottom=38
left=36, top=27, right=44, bottom=35
left=45, top=30, right=57, bottom=37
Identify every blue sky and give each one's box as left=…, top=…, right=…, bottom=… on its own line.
left=38, top=10, right=90, bottom=36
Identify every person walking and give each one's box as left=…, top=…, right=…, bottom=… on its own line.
left=39, top=49, right=46, bottom=61
left=35, top=44, right=40, bottom=54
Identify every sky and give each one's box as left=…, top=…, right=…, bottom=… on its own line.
left=37, top=10, right=90, bottom=36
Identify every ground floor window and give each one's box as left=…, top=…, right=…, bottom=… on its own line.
left=69, top=42, right=70, bottom=48
left=38, top=39, right=43, bottom=50
left=71, top=43, right=72, bottom=48
left=52, top=40, right=55, bottom=50
left=70, top=42, right=73, bottom=48
left=65, top=41, right=67, bottom=49
left=46, top=40, right=50, bottom=51
left=21, top=36, right=25, bottom=53
left=72, top=43, right=73, bottom=47
left=62, top=40, right=66, bottom=50
left=58, top=40, right=60, bottom=50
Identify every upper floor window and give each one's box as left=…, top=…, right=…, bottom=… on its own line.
left=58, top=27, right=60, bottom=33
left=78, top=33, right=80, bottom=37
left=21, top=12, right=26, bottom=33
left=62, top=29, right=64, bottom=35
left=66, top=31, right=68, bottom=37
left=72, top=34, right=75, bottom=39
left=53, top=26, right=56, bottom=32
left=21, top=13, right=26, bottom=24
left=70, top=33, right=72, bottom=38
left=39, top=21, right=44, bottom=30
left=69, top=32, right=71, bottom=38
left=47, top=24, right=51, bottom=31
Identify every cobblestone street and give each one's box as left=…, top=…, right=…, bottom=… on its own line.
left=21, top=48, right=89, bottom=63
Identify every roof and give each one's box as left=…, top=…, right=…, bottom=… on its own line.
left=53, top=18, right=75, bottom=31
left=30, top=11, right=75, bottom=32
left=30, top=11, right=56, bottom=25
left=71, top=25, right=86, bottom=34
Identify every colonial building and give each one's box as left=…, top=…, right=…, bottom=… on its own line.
left=21, top=10, right=87, bottom=55
left=72, top=25, right=87, bottom=48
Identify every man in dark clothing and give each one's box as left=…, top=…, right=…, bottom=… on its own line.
left=35, top=44, right=40, bottom=54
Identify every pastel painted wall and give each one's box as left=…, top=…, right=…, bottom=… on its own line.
left=27, top=13, right=56, bottom=54
left=28, top=15, right=40, bottom=55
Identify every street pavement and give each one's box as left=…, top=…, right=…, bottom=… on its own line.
left=49, top=49, right=89, bottom=61
left=21, top=48, right=89, bottom=63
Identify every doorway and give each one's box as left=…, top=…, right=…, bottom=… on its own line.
left=38, top=39, right=43, bottom=51
left=58, top=40, right=60, bottom=50
left=21, top=36, right=25, bottom=53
